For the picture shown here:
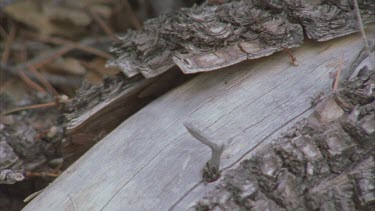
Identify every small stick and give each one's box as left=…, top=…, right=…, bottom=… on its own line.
left=24, top=189, right=45, bottom=203
left=88, top=8, right=120, bottom=42
left=353, top=0, right=375, bottom=69
left=2, top=101, right=57, bottom=115
left=33, top=46, right=74, bottom=69
left=25, top=171, right=60, bottom=178
left=18, top=70, right=47, bottom=93
left=184, top=122, right=225, bottom=182
left=120, top=0, right=142, bottom=30
left=0, top=24, right=16, bottom=94
left=28, top=66, right=59, bottom=96
left=283, top=47, right=298, bottom=66
left=2, top=63, right=82, bottom=87
left=1, top=23, right=16, bottom=65
left=30, top=33, right=112, bottom=59
left=15, top=42, right=48, bottom=93
left=0, top=24, right=8, bottom=38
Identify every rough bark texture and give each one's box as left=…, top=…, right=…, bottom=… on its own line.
left=61, top=68, right=192, bottom=165
left=107, top=0, right=375, bottom=77
left=196, top=66, right=375, bottom=211
left=63, top=0, right=375, bottom=148
left=0, top=92, right=63, bottom=174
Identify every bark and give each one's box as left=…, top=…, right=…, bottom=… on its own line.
left=196, top=66, right=375, bottom=211
left=63, top=0, right=375, bottom=151
left=61, top=68, right=192, bottom=164
left=107, top=0, right=375, bottom=77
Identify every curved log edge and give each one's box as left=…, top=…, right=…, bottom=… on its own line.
left=107, top=0, right=375, bottom=77
left=23, top=30, right=373, bottom=210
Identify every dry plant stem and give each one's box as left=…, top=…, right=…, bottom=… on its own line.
left=2, top=101, right=57, bottom=115
left=25, top=171, right=60, bottom=178
left=0, top=43, right=82, bottom=87
left=33, top=46, right=74, bottom=69
left=0, top=24, right=8, bottom=38
left=24, top=189, right=45, bottom=203
left=28, top=66, right=59, bottom=96
left=32, top=34, right=112, bottom=59
left=15, top=43, right=48, bottom=93
left=88, top=8, right=120, bottom=42
left=1, top=23, right=16, bottom=88
left=1, top=23, right=16, bottom=65
left=121, top=0, right=142, bottom=30
left=18, top=70, right=47, bottom=93
left=282, top=48, right=298, bottom=66
left=353, top=0, right=375, bottom=69
left=184, top=122, right=225, bottom=175
left=2, top=63, right=81, bottom=87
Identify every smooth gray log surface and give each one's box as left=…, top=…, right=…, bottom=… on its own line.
left=24, top=29, right=373, bottom=211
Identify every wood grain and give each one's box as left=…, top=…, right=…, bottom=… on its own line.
left=23, top=28, right=374, bottom=211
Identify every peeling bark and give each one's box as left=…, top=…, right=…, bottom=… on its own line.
left=61, top=68, right=192, bottom=164
left=107, top=0, right=375, bottom=77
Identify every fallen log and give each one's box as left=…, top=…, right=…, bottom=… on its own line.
left=23, top=26, right=374, bottom=210
left=64, top=0, right=375, bottom=147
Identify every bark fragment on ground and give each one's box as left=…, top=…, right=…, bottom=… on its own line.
left=107, top=0, right=375, bottom=77
left=196, top=66, right=375, bottom=210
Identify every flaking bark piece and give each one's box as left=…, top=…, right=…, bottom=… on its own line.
left=107, top=0, right=374, bottom=78
left=184, top=122, right=226, bottom=182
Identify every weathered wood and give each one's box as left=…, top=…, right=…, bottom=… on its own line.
left=62, top=68, right=192, bottom=165
left=195, top=67, right=375, bottom=210
left=24, top=29, right=373, bottom=210
left=63, top=68, right=189, bottom=135
left=61, top=68, right=191, bottom=166
left=107, top=0, right=375, bottom=77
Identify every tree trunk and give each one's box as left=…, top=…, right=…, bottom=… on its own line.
left=23, top=29, right=374, bottom=210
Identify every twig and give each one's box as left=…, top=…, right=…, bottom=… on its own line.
left=25, top=171, right=60, bottom=178
left=28, top=66, right=59, bottom=96
left=353, top=0, right=375, bottom=69
left=1, top=62, right=82, bottom=87
left=88, top=8, right=120, bottom=42
left=120, top=0, right=142, bottom=30
left=184, top=122, right=226, bottom=182
left=33, top=46, right=74, bottom=69
left=1, top=23, right=16, bottom=88
left=24, top=189, right=45, bottom=203
left=30, top=33, right=112, bottom=59
left=1, top=23, right=16, bottom=65
left=0, top=24, right=8, bottom=38
left=2, top=101, right=57, bottom=115
left=283, top=48, right=298, bottom=66
left=14, top=43, right=48, bottom=93
left=18, top=70, right=47, bottom=93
